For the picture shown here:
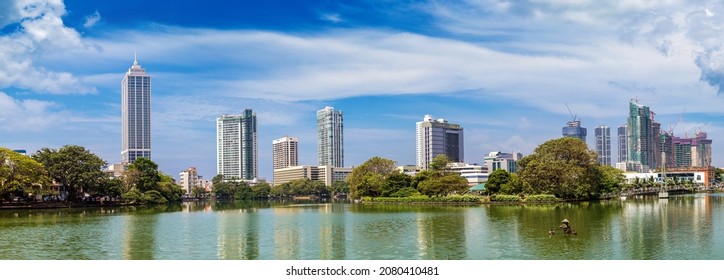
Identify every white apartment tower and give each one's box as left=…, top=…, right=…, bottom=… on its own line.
left=217, top=109, right=258, bottom=180
left=317, top=106, right=344, bottom=167
left=416, top=115, right=464, bottom=169
left=273, top=136, right=299, bottom=170
left=179, top=167, right=199, bottom=194
left=595, top=125, right=611, bottom=166
left=121, top=55, right=151, bottom=163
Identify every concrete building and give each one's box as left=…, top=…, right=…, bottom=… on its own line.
left=396, top=165, right=421, bottom=177
left=217, top=109, right=258, bottom=181
left=121, top=55, right=152, bottom=164
left=618, top=124, right=628, bottom=163
left=623, top=167, right=714, bottom=187
left=672, top=132, right=713, bottom=168
left=627, top=101, right=660, bottom=170
left=448, top=162, right=489, bottom=186
left=317, top=106, right=344, bottom=167
left=562, top=120, right=587, bottom=143
left=416, top=115, right=464, bottom=170
left=595, top=125, right=611, bottom=166
left=273, top=136, right=299, bottom=170
left=273, top=165, right=351, bottom=186
left=179, top=167, right=199, bottom=194
left=484, top=151, right=523, bottom=173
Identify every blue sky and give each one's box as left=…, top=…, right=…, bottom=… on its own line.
left=1, top=0, right=723, bottom=181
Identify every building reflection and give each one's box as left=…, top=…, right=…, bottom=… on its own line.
left=415, top=209, right=467, bottom=260
left=122, top=207, right=157, bottom=260
left=318, top=203, right=346, bottom=259
left=216, top=207, right=259, bottom=259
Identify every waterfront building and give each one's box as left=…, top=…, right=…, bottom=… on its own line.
left=622, top=167, right=714, bottom=187
left=447, top=162, right=489, bottom=186
left=179, top=167, right=199, bottom=194
left=121, top=55, right=152, bottom=164
left=673, top=132, right=713, bottom=168
left=415, top=115, right=464, bottom=170
left=484, top=151, right=523, bottom=173
left=273, top=165, right=351, bottom=186
left=595, top=125, right=611, bottom=166
left=627, top=101, right=660, bottom=170
left=562, top=120, right=587, bottom=143
left=273, top=136, right=299, bottom=171
left=317, top=106, right=344, bottom=167
left=618, top=124, right=628, bottom=163
left=217, top=109, right=258, bottom=181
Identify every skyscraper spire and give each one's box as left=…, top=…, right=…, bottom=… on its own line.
left=133, top=51, right=138, bottom=66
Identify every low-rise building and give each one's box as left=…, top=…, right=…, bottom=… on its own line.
left=273, top=165, right=351, bottom=186
left=484, top=151, right=523, bottom=173
left=448, top=162, right=489, bottom=186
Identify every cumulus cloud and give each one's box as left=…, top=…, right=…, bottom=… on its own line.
left=83, top=10, right=101, bottom=28
left=0, top=91, right=62, bottom=131
left=0, top=0, right=94, bottom=94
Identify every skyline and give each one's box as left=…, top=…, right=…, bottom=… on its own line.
left=1, top=0, right=723, bottom=180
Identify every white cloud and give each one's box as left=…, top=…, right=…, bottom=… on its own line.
left=320, top=13, right=343, bottom=23
left=0, top=91, right=62, bottom=131
left=0, top=0, right=94, bottom=95
left=83, top=10, right=101, bottom=28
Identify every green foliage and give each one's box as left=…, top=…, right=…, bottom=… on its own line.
left=429, top=154, right=450, bottom=172
left=331, top=180, right=349, bottom=196
left=32, top=145, right=107, bottom=201
left=524, top=194, right=559, bottom=203
left=389, top=187, right=420, bottom=197
left=127, top=157, right=161, bottom=193
left=517, top=137, right=601, bottom=199
left=486, top=169, right=511, bottom=194
left=417, top=173, right=469, bottom=197
left=122, top=189, right=143, bottom=203
left=596, top=165, right=625, bottom=194
left=0, top=148, right=51, bottom=199
left=214, top=179, right=271, bottom=200
left=364, top=194, right=482, bottom=204
left=141, top=190, right=168, bottom=204
left=252, top=182, right=271, bottom=198
left=490, top=194, right=522, bottom=202
left=381, top=172, right=412, bottom=197
left=347, top=156, right=398, bottom=198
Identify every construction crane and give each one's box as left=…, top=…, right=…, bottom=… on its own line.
left=564, top=103, right=578, bottom=122
left=679, top=108, right=689, bottom=138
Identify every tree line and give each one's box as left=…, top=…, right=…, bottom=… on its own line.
left=1, top=145, right=181, bottom=204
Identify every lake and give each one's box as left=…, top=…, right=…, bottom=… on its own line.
left=1, top=193, right=723, bottom=259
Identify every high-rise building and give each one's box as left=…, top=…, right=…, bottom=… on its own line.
left=617, top=124, right=628, bottom=163
left=673, top=132, right=712, bottom=168
left=317, top=106, right=344, bottom=167
left=416, top=115, right=464, bottom=169
left=121, top=55, right=151, bottom=163
left=594, top=125, right=611, bottom=166
left=562, top=120, right=587, bottom=143
left=627, top=101, right=660, bottom=170
left=217, top=109, right=258, bottom=180
left=273, top=135, right=299, bottom=170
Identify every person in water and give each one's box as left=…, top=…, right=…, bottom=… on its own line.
left=560, top=219, right=570, bottom=233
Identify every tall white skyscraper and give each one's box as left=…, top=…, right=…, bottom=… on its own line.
left=121, top=55, right=151, bottom=164
left=217, top=109, right=258, bottom=180
left=273, top=136, right=299, bottom=170
left=317, top=106, right=344, bottom=167
left=594, top=125, right=611, bottom=166
left=416, top=115, right=464, bottom=169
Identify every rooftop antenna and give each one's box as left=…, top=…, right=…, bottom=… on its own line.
left=133, top=51, right=138, bottom=65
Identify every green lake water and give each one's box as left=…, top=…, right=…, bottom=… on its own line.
left=2, top=193, right=723, bottom=260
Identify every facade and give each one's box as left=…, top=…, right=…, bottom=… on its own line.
left=627, top=101, right=660, bottom=170
left=448, top=162, right=489, bottom=186
left=179, top=167, right=199, bottom=194
left=121, top=56, right=152, bottom=164
left=272, top=165, right=351, bottom=186
left=272, top=136, right=299, bottom=170
left=594, top=125, right=611, bottom=166
left=484, top=151, right=523, bottom=173
left=617, top=124, right=628, bottom=163
left=562, top=120, right=587, bottom=143
left=317, top=106, right=344, bottom=167
left=217, top=109, right=258, bottom=181
left=396, top=165, right=421, bottom=177
left=416, top=115, right=465, bottom=170
left=673, top=132, right=713, bottom=168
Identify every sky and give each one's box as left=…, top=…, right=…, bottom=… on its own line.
left=1, top=0, right=723, bottom=181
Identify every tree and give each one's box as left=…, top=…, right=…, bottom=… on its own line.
left=0, top=148, right=51, bottom=199
left=486, top=169, right=511, bottom=194
left=415, top=154, right=468, bottom=197
left=127, top=157, right=161, bottom=193
left=347, top=156, right=397, bottom=198
left=331, top=180, right=349, bottom=196
left=382, top=172, right=412, bottom=197
left=32, top=145, right=106, bottom=201
left=517, top=137, right=600, bottom=199
left=596, top=165, right=625, bottom=194
left=252, top=182, right=271, bottom=198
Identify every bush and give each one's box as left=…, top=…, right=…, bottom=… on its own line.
left=389, top=187, right=420, bottom=197
left=122, top=189, right=143, bottom=203
left=490, top=194, right=522, bottom=203
left=142, top=190, right=168, bottom=204
left=364, top=195, right=482, bottom=204
left=524, top=194, right=559, bottom=203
